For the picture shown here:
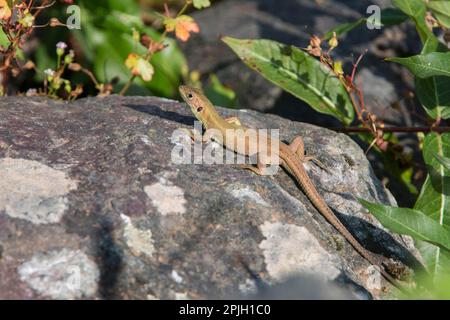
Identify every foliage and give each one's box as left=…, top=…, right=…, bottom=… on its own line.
left=363, top=1, right=450, bottom=296
left=204, top=74, right=237, bottom=108
left=0, top=0, right=213, bottom=98
left=222, top=0, right=450, bottom=295
left=387, top=52, right=450, bottom=78
left=222, top=37, right=354, bottom=124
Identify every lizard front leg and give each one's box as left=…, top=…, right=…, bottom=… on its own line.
left=224, top=116, right=242, bottom=126
left=180, top=128, right=211, bottom=143
left=240, top=153, right=276, bottom=176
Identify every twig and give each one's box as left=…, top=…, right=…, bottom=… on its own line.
left=350, top=49, right=367, bottom=83
left=119, top=75, right=136, bottom=95
left=118, top=1, right=191, bottom=96
left=333, top=126, right=450, bottom=133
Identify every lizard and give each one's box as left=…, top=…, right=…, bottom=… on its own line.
left=178, top=84, right=404, bottom=291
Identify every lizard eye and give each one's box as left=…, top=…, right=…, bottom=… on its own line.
left=196, top=107, right=203, bottom=112
left=187, top=93, right=193, bottom=99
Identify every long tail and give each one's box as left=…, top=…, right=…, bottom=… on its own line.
left=280, top=146, right=405, bottom=291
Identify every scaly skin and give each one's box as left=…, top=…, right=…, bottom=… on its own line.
left=179, top=85, right=403, bottom=290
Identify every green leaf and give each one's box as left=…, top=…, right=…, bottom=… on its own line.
left=193, top=0, right=211, bottom=9
left=204, top=74, right=237, bottom=108
left=322, top=9, right=407, bottom=40
left=392, top=0, right=436, bottom=45
left=435, top=154, right=450, bottom=171
left=428, top=0, right=450, bottom=28
left=323, top=18, right=365, bottom=40
left=415, top=133, right=450, bottom=227
left=73, top=7, right=187, bottom=97
left=387, top=52, right=450, bottom=78
left=360, top=199, right=450, bottom=251
left=415, top=240, right=450, bottom=277
left=415, top=133, right=450, bottom=275
left=0, top=28, right=9, bottom=48
left=414, top=35, right=450, bottom=120
left=392, top=0, right=426, bottom=18
left=222, top=37, right=354, bottom=125
left=405, top=273, right=450, bottom=299
left=380, top=8, right=409, bottom=25
left=415, top=76, right=450, bottom=119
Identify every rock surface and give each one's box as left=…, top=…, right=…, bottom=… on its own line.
left=0, top=96, right=420, bottom=299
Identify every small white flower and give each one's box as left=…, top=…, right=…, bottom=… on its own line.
left=26, top=88, right=38, bottom=96
left=44, top=69, right=55, bottom=77
left=56, top=42, right=68, bottom=50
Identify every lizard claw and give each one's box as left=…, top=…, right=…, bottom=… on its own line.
left=304, top=155, right=329, bottom=172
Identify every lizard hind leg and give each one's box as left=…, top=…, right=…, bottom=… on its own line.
left=240, top=154, right=274, bottom=176
left=288, top=136, right=305, bottom=159
left=240, top=164, right=265, bottom=175
left=288, top=136, right=328, bottom=171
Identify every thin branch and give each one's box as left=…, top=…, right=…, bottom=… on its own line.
left=333, top=126, right=450, bottom=133
left=118, top=1, right=191, bottom=96
left=350, top=49, right=367, bottom=82
left=119, top=75, right=136, bottom=95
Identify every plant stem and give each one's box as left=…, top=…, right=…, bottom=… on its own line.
left=118, top=1, right=191, bottom=96
left=119, top=75, right=136, bottom=95
left=177, top=2, right=190, bottom=17
left=333, top=126, right=450, bottom=133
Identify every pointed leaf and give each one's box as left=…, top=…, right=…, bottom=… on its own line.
left=323, top=18, right=365, bottom=40
left=392, top=0, right=426, bottom=18
left=322, top=9, right=407, bottom=40
left=392, top=0, right=445, bottom=51
left=414, top=36, right=450, bottom=120
left=435, top=154, right=450, bottom=171
left=415, top=76, right=450, bottom=120
left=360, top=199, right=450, bottom=251
left=415, top=133, right=450, bottom=275
left=379, top=8, right=409, bottom=25
left=428, top=0, right=450, bottom=28
left=222, top=37, right=354, bottom=124
left=392, top=0, right=430, bottom=43
left=205, top=74, right=237, bottom=108
left=415, top=241, right=450, bottom=277
left=388, top=52, right=450, bottom=79
left=415, top=133, right=450, bottom=226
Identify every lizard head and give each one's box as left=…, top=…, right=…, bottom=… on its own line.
left=179, top=85, right=208, bottom=121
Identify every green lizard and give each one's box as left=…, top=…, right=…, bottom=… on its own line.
left=178, top=85, right=403, bottom=290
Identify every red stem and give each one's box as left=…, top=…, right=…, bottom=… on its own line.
left=333, top=126, right=450, bottom=133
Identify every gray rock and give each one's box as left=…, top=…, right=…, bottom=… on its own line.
left=0, top=96, right=420, bottom=299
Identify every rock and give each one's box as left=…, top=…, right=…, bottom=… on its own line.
left=0, top=95, right=420, bottom=299
left=240, top=274, right=366, bottom=300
